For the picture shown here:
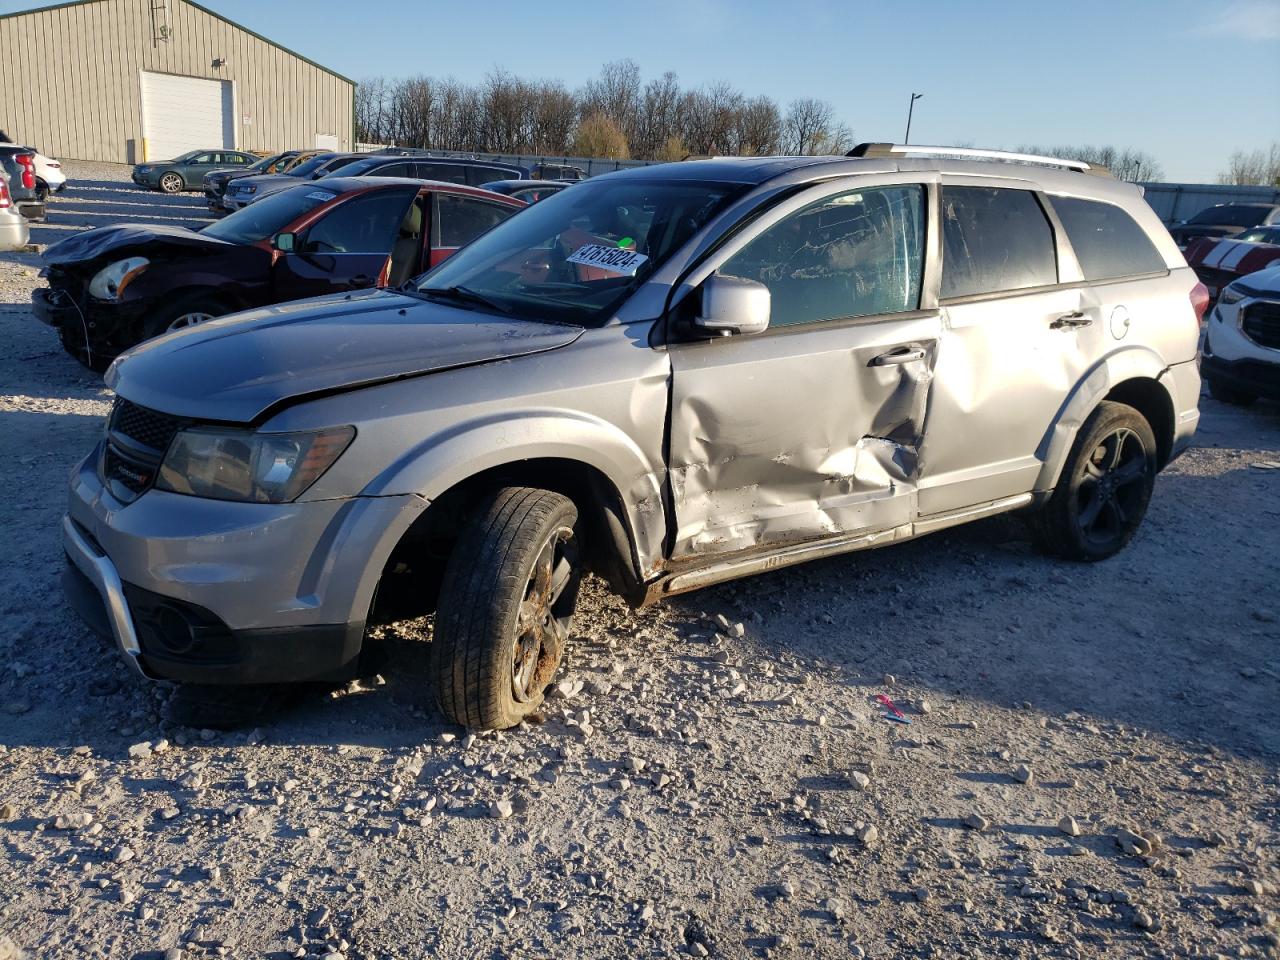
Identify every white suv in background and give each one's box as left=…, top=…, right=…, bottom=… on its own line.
left=1201, top=264, right=1280, bottom=405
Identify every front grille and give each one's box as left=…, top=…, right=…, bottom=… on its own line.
left=1242, top=300, right=1280, bottom=351
left=102, top=399, right=187, bottom=501
left=111, top=399, right=183, bottom=454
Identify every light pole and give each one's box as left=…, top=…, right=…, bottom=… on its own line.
left=904, top=93, right=923, bottom=144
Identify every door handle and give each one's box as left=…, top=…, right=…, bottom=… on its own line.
left=871, top=346, right=927, bottom=366
left=349, top=275, right=375, bottom=289
left=1050, top=311, right=1092, bottom=330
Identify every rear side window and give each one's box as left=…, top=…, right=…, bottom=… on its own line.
left=941, top=187, right=1057, bottom=299
left=433, top=194, right=517, bottom=248
left=1051, top=196, right=1165, bottom=281
left=466, top=166, right=519, bottom=186
left=416, top=163, right=469, bottom=185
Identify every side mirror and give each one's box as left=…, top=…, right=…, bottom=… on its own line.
left=272, top=232, right=296, bottom=253
left=693, top=275, right=770, bottom=337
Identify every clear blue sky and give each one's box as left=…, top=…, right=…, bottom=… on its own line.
left=5, top=0, right=1278, bottom=181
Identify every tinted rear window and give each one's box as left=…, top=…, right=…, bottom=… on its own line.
left=466, top=166, right=520, bottom=186
left=1051, top=196, right=1165, bottom=281
left=941, top=187, right=1058, bottom=299
left=1189, top=205, right=1270, bottom=227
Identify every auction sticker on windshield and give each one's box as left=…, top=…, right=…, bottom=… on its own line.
left=566, top=243, right=648, bottom=276
left=305, top=191, right=336, bottom=201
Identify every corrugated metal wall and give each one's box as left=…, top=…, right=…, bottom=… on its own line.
left=1138, top=182, right=1280, bottom=224
left=0, top=0, right=353, bottom=163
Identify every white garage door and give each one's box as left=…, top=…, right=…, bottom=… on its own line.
left=140, top=71, right=234, bottom=162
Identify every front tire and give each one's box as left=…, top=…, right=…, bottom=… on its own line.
left=1031, top=401, right=1157, bottom=561
left=158, top=172, right=183, bottom=194
left=431, top=487, right=581, bottom=730
left=141, top=295, right=226, bottom=341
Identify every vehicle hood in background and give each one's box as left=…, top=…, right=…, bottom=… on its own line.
left=42, top=224, right=232, bottom=266
left=226, top=173, right=297, bottom=193
left=107, top=289, right=585, bottom=423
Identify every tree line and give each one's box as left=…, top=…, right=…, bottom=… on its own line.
left=355, top=59, right=853, bottom=161
left=1216, top=143, right=1280, bottom=186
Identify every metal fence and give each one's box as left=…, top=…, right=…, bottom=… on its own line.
left=1138, top=182, right=1280, bottom=224
left=356, top=143, right=1279, bottom=224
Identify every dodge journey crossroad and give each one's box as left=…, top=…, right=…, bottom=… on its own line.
left=62, top=144, right=1206, bottom=730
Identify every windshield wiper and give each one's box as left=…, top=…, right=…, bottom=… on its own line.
left=417, top=285, right=513, bottom=316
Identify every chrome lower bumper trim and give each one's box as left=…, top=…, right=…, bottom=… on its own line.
left=61, top=514, right=147, bottom=677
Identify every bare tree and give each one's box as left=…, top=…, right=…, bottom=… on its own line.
left=1217, top=143, right=1280, bottom=186
left=579, top=59, right=643, bottom=145
left=735, top=96, right=782, bottom=155
left=355, top=61, right=854, bottom=161
left=783, top=98, right=837, bottom=155
left=635, top=71, right=682, bottom=159
left=1019, top=144, right=1163, bottom=182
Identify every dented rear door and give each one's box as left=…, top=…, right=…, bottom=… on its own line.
left=666, top=177, right=941, bottom=560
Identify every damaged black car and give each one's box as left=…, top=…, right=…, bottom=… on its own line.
left=32, top=178, right=523, bottom=371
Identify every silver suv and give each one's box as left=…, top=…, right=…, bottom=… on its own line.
left=63, top=144, right=1206, bottom=730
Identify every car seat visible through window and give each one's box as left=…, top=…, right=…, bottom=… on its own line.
left=388, top=198, right=425, bottom=287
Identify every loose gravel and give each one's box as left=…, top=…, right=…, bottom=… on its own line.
left=0, top=163, right=1277, bottom=959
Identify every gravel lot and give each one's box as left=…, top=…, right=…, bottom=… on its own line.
left=0, top=163, right=1278, bottom=960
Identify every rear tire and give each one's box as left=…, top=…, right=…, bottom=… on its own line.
left=430, top=487, right=581, bottom=730
left=1207, top=376, right=1257, bottom=407
left=1031, top=401, right=1157, bottom=561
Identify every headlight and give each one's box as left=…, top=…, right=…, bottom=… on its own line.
left=1218, top=284, right=1248, bottom=306
left=88, top=257, right=149, bottom=300
left=237, top=184, right=257, bottom=195
left=156, top=426, right=355, bottom=503
left=135, top=165, right=152, bottom=174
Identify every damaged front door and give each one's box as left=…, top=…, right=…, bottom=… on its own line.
left=667, top=180, right=941, bottom=560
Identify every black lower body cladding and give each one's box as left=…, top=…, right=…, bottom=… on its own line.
left=63, top=559, right=363, bottom=684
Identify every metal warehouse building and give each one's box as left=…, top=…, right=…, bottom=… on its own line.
left=0, top=0, right=354, bottom=164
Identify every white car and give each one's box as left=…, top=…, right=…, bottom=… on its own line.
left=29, top=149, right=65, bottom=198
left=0, top=170, right=31, bottom=252
left=1201, top=263, right=1280, bottom=406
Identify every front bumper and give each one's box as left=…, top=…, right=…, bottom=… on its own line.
left=1200, top=353, right=1280, bottom=401
left=63, top=449, right=427, bottom=684
left=33, top=286, right=153, bottom=362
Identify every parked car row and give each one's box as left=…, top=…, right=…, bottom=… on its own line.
left=53, top=144, right=1208, bottom=732
left=35, top=176, right=525, bottom=368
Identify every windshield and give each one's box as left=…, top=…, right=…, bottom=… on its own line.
left=1190, top=205, right=1269, bottom=227
left=245, top=153, right=281, bottom=173
left=1238, top=227, right=1280, bottom=244
left=410, top=178, right=744, bottom=326
left=334, top=157, right=388, bottom=177
left=284, top=154, right=336, bottom=178
left=201, top=184, right=341, bottom=244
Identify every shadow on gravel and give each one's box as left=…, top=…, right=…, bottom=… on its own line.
left=28, top=183, right=210, bottom=247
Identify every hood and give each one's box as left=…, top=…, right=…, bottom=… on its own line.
left=42, top=224, right=232, bottom=266
left=107, top=289, right=585, bottom=423
left=1231, top=263, right=1280, bottom=296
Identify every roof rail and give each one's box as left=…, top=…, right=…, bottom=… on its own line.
left=847, top=142, right=1112, bottom=177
